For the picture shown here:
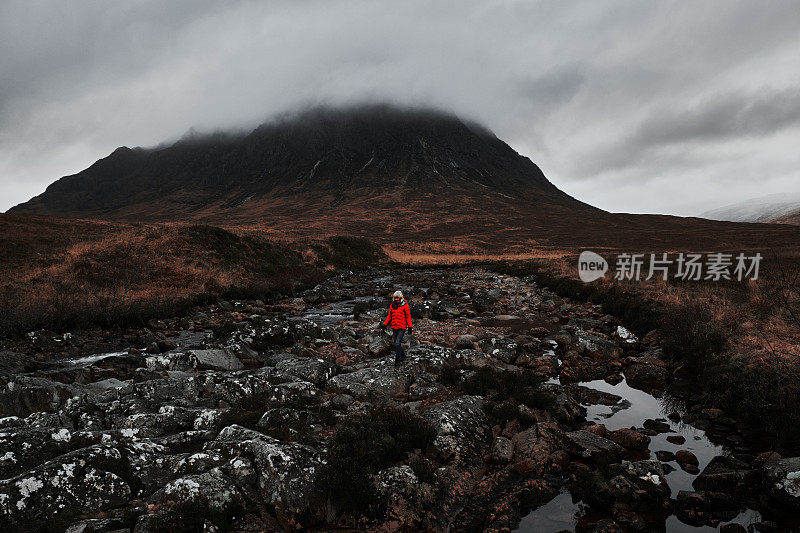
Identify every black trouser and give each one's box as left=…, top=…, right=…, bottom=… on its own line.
left=392, top=328, right=406, bottom=362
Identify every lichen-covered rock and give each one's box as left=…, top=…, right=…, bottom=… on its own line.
left=327, top=364, right=413, bottom=401
left=490, top=436, right=513, bottom=464
left=574, top=331, right=620, bottom=359
left=257, top=408, right=321, bottom=441
left=274, top=356, right=337, bottom=386
left=204, top=425, right=325, bottom=527
left=762, top=456, right=800, bottom=511
left=606, top=460, right=671, bottom=514
left=0, top=376, right=84, bottom=417
left=479, top=338, right=518, bottom=364
left=368, top=335, right=392, bottom=356
left=373, top=465, right=436, bottom=530
left=423, top=395, right=489, bottom=462
left=150, top=468, right=245, bottom=522
left=0, top=444, right=131, bottom=532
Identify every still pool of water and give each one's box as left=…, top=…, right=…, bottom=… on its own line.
left=517, top=376, right=767, bottom=532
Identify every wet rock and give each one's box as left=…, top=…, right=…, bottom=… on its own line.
left=693, top=455, right=757, bottom=493
left=189, top=349, right=244, bottom=371
left=625, top=358, right=667, bottom=390
left=609, top=428, right=650, bottom=451
left=564, top=430, right=624, bottom=464
left=559, top=354, right=613, bottom=383
left=564, top=384, right=622, bottom=406
left=675, top=450, right=699, bottom=467
left=666, top=434, right=686, bottom=445
left=675, top=490, right=710, bottom=526
left=655, top=450, right=675, bottom=462
left=642, top=418, right=671, bottom=434
left=552, top=392, right=586, bottom=424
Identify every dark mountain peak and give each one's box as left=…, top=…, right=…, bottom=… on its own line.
left=9, top=103, right=593, bottom=221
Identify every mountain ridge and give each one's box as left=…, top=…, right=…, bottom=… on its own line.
left=9, top=104, right=595, bottom=223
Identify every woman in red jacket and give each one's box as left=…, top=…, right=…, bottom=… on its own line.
left=381, top=290, right=413, bottom=365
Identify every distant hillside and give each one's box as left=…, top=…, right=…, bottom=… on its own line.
left=701, top=193, right=800, bottom=223
left=768, top=207, right=800, bottom=225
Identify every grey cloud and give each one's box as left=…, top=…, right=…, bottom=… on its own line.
left=1, top=0, right=799, bottom=215
left=637, top=88, right=800, bottom=145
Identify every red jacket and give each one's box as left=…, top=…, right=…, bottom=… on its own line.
left=383, top=300, right=412, bottom=329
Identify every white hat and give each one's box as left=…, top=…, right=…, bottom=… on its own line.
left=393, top=290, right=403, bottom=298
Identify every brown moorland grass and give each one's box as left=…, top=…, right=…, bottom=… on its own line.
left=0, top=214, right=383, bottom=337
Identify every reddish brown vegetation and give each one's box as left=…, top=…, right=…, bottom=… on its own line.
left=0, top=214, right=381, bottom=336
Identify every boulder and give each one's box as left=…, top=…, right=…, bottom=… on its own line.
left=150, top=468, right=245, bottom=523
left=609, top=428, right=650, bottom=451
left=564, top=430, right=624, bottom=464
left=762, top=456, right=800, bottom=511
left=479, top=338, right=518, bottom=364
left=205, top=425, right=325, bottom=527
left=675, top=450, right=699, bottom=467
left=0, top=444, right=132, bottom=532
left=511, top=423, right=563, bottom=477
left=454, top=334, right=478, bottom=350
left=423, top=396, right=488, bottom=462
left=327, top=364, right=413, bottom=401
left=368, top=335, right=392, bottom=357
left=693, top=455, right=757, bottom=493
left=625, top=361, right=667, bottom=390
left=490, top=436, right=514, bottom=464
left=552, top=393, right=586, bottom=424
left=188, top=349, right=244, bottom=371
left=574, top=331, right=620, bottom=358
left=274, top=357, right=337, bottom=386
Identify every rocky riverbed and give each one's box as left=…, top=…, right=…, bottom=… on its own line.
left=1, top=267, right=799, bottom=532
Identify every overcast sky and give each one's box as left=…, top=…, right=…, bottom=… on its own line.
left=1, top=0, right=799, bottom=215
